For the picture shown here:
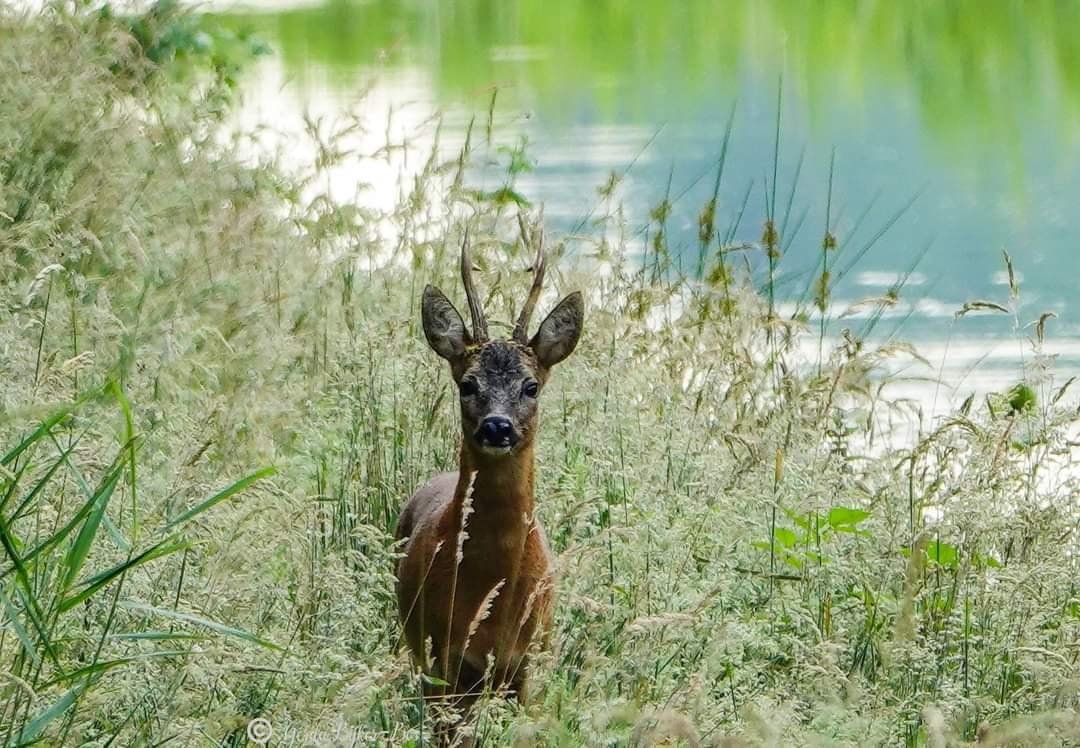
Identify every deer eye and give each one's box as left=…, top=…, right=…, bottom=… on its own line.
left=522, top=380, right=539, bottom=399
left=459, top=378, right=479, bottom=397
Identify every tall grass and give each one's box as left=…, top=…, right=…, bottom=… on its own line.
left=1, top=4, right=1078, bottom=746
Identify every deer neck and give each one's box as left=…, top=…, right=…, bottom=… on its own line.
left=452, top=442, right=536, bottom=547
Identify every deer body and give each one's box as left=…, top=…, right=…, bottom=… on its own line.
left=396, top=454, right=553, bottom=694
left=395, top=224, right=583, bottom=718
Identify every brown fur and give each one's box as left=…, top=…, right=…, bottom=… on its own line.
left=395, top=441, right=555, bottom=700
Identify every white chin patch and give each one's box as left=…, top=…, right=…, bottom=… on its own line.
left=478, top=444, right=513, bottom=457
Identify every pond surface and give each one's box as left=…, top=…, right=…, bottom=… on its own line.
left=213, top=0, right=1080, bottom=411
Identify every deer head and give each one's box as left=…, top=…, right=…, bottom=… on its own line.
left=421, top=220, right=584, bottom=459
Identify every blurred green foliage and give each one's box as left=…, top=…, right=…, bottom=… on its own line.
left=101, top=0, right=269, bottom=86
left=215, top=0, right=1080, bottom=145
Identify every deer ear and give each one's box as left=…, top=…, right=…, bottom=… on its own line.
left=530, top=291, right=584, bottom=369
left=422, top=284, right=469, bottom=360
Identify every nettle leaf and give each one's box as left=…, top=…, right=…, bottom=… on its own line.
left=782, top=554, right=803, bottom=570
left=782, top=507, right=812, bottom=530
left=773, top=527, right=798, bottom=548
left=925, top=540, right=958, bottom=568
left=827, top=507, right=870, bottom=531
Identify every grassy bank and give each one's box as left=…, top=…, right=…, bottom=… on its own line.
left=2, top=5, right=1078, bottom=746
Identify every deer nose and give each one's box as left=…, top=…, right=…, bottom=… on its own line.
left=478, top=416, right=515, bottom=446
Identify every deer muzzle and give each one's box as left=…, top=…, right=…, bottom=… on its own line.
left=476, top=415, right=519, bottom=454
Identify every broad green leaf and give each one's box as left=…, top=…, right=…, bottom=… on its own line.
left=469, top=186, right=531, bottom=207
left=980, top=555, right=1002, bottom=569
left=926, top=540, right=958, bottom=568
left=782, top=506, right=811, bottom=530
left=164, top=466, right=277, bottom=530
left=782, top=554, right=803, bottom=570
left=773, top=527, right=798, bottom=549
left=827, top=507, right=870, bottom=529
left=118, top=601, right=283, bottom=652
left=1006, top=383, right=1036, bottom=414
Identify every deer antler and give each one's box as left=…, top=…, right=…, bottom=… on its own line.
left=513, top=212, right=547, bottom=343
left=460, top=226, right=489, bottom=342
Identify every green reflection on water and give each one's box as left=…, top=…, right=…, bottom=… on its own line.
left=217, top=0, right=1080, bottom=156
left=212, top=0, right=1080, bottom=344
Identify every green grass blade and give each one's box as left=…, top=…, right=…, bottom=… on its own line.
left=59, top=539, right=187, bottom=613
left=0, top=461, right=28, bottom=518
left=13, top=584, right=62, bottom=670
left=16, top=458, right=126, bottom=572
left=0, top=583, right=40, bottom=666
left=110, top=379, right=139, bottom=543
left=164, top=466, right=276, bottom=530
left=51, top=433, right=130, bottom=553
left=0, top=482, right=63, bottom=670
left=12, top=682, right=83, bottom=746
left=99, top=515, right=131, bottom=555
left=834, top=187, right=924, bottom=282
left=6, top=438, right=79, bottom=521
left=107, top=631, right=208, bottom=642
left=118, top=601, right=283, bottom=652
left=60, top=465, right=122, bottom=591
left=40, top=650, right=187, bottom=690
left=0, top=514, right=33, bottom=600
left=1, top=406, right=71, bottom=467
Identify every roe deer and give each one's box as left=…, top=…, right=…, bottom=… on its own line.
left=396, top=220, right=583, bottom=732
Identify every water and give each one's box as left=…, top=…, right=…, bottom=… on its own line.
left=211, top=0, right=1080, bottom=415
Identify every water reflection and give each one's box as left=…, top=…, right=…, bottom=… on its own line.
left=210, top=0, right=1080, bottom=414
